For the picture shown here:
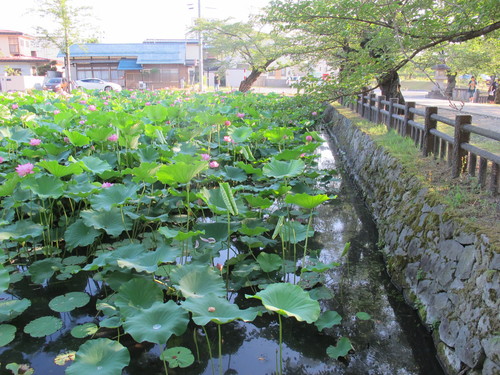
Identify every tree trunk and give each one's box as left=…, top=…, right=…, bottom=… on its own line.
left=238, top=69, right=263, bottom=92
left=378, top=70, right=405, bottom=105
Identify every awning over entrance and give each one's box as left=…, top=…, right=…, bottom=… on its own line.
left=117, top=59, right=142, bottom=70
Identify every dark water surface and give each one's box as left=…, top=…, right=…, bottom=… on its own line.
left=0, top=137, right=444, bottom=375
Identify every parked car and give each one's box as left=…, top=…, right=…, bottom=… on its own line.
left=43, top=77, right=64, bottom=91
left=74, top=78, right=122, bottom=92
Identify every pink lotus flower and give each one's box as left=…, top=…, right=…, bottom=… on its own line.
left=311, top=111, right=318, bottom=116
left=29, top=138, right=42, bottom=146
left=107, top=134, right=118, bottom=142
left=79, top=120, right=86, bottom=125
left=201, top=153, right=210, bottom=161
left=54, top=110, right=61, bottom=115
left=0, top=156, right=4, bottom=163
left=103, top=101, right=109, bottom=105
left=209, top=161, right=219, bottom=168
left=145, top=102, right=151, bottom=106
left=88, top=105, right=97, bottom=111
left=223, top=136, right=232, bottom=143
left=130, top=95, right=137, bottom=99
left=224, top=120, right=231, bottom=126
left=11, top=104, right=19, bottom=110
left=237, top=112, right=245, bottom=118
left=63, top=137, right=70, bottom=143
left=16, top=163, right=34, bottom=177
left=80, top=100, right=87, bottom=105
left=306, top=135, right=313, bottom=142
left=102, top=182, right=114, bottom=188
left=300, top=153, right=306, bottom=158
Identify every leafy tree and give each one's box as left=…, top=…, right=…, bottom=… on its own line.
left=36, top=60, right=58, bottom=76
left=266, top=0, right=500, bottom=102
left=31, top=0, right=97, bottom=89
left=192, top=18, right=292, bottom=92
left=4, top=66, right=22, bottom=76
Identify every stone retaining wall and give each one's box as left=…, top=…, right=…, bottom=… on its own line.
left=322, top=105, right=499, bottom=375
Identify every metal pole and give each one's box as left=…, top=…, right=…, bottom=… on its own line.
left=198, top=0, right=204, bottom=92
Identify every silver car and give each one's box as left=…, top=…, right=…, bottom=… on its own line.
left=75, top=78, right=122, bottom=92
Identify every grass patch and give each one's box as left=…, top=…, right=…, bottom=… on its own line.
left=333, top=103, right=500, bottom=248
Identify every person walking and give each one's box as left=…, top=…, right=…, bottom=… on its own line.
left=468, top=76, right=477, bottom=102
left=488, top=77, right=497, bottom=104
left=214, top=74, right=220, bottom=91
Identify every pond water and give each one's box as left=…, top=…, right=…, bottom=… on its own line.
left=0, top=136, right=444, bottom=375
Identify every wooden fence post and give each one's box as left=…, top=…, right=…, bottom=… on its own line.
left=423, top=106, right=438, bottom=157
left=403, top=102, right=415, bottom=137
left=387, top=98, right=398, bottom=130
left=360, top=93, right=366, bottom=118
left=491, top=163, right=499, bottom=195
left=377, top=95, right=385, bottom=124
left=369, top=93, right=376, bottom=121
left=451, top=114, right=472, bottom=178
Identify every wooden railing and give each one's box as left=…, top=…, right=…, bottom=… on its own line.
left=339, top=93, right=500, bottom=194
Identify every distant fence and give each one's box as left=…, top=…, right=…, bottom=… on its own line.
left=339, top=93, right=500, bottom=194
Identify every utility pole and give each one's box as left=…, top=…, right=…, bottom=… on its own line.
left=198, top=0, right=204, bottom=92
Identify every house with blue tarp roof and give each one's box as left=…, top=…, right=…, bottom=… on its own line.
left=65, top=39, right=200, bottom=89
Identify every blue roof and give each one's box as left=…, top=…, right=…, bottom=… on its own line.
left=117, top=59, right=142, bottom=70
left=67, top=42, right=188, bottom=65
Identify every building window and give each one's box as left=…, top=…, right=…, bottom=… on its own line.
left=9, top=37, right=20, bottom=55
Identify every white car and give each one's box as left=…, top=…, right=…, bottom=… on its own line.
left=75, top=78, right=122, bottom=92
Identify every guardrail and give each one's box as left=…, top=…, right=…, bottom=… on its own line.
left=339, top=93, right=500, bottom=194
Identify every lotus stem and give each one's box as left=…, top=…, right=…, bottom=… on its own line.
left=202, top=326, right=215, bottom=375
left=301, top=210, right=314, bottom=267
left=278, top=314, right=283, bottom=375
left=193, top=328, right=200, bottom=363
left=218, top=324, right=223, bottom=375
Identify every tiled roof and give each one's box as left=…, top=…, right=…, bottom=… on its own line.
left=0, top=55, right=51, bottom=62
left=0, top=30, right=33, bottom=37
left=67, top=42, right=190, bottom=64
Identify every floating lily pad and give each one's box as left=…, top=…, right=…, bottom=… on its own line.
left=54, top=351, right=76, bottom=366
left=24, top=316, right=62, bottom=337
left=49, top=292, right=90, bottom=312
left=6, top=363, right=34, bottom=375
left=315, top=311, right=342, bottom=331
left=115, top=278, right=163, bottom=317
left=71, top=323, right=99, bottom=338
left=160, top=347, right=195, bottom=368
left=356, top=312, right=372, bottom=321
left=66, top=338, right=130, bottom=375
left=123, top=301, right=189, bottom=344
left=326, top=337, right=352, bottom=359
left=0, top=324, right=16, bottom=346
left=0, top=299, right=31, bottom=322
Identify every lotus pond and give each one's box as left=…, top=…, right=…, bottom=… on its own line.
left=0, top=90, right=442, bottom=375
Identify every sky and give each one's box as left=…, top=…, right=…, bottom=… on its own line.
left=5, top=0, right=271, bottom=43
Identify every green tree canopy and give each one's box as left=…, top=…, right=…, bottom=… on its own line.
left=266, top=0, right=500, bottom=101
left=193, top=18, right=292, bottom=92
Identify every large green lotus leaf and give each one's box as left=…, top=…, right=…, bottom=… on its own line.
left=66, top=338, right=130, bottom=375
left=0, top=173, right=20, bottom=197
left=236, top=162, right=262, bottom=176
left=199, top=187, right=231, bottom=215
left=49, top=292, right=90, bottom=313
left=229, top=126, right=252, bottom=142
left=0, top=299, right=31, bottom=322
left=182, top=293, right=259, bottom=326
left=78, top=156, right=113, bottom=174
left=63, top=130, right=90, bottom=147
left=0, top=324, right=16, bottom=346
left=37, top=160, right=83, bottom=177
left=263, top=159, right=305, bottom=179
left=8, top=127, right=33, bottom=143
left=64, top=219, right=101, bottom=250
left=275, top=149, right=305, bottom=161
left=137, top=147, right=160, bottom=163
left=263, top=128, right=294, bottom=143
left=257, top=252, right=282, bottom=273
left=29, top=258, right=63, bottom=284
left=71, top=323, right=99, bottom=338
left=85, top=126, right=114, bottom=142
left=143, top=105, right=168, bottom=122
left=0, top=220, right=44, bottom=241
left=0, top=264, right=9, bottom=293
left=243, top=195, right=273, bottom=209
left=247, top=283, right=320, bottom=323
left=278, top=220, right=312, bottom=244
left=83, top=243, right=145, bottom=271
left=285, top=193, right=330, bottom=210
left=21, top=175, right=65, bottom=199
left=156, top=161, right=207, bottom=185
left=80, top=208, right=133, bottom=237
left=170, top=264, right=226, bottom=299
left=308, top=286, right=334, bottom=301
left=54, top=111, right=76, bottom=127
left=123, top=300, right=189, bottom=344
left=315, top=310, right=342, bottom=331
left=222, top=166, right=247, bottom=182
left=160, top=347, right=195, bottom=368
left=326, top=337, right=352, bottom=359
left=116, top=244, right=180, bottom=273
left=24, top=316, right=62, bottom=337
left=122, top=162, right=161, bottom=183
left=89, top=184, right=138, bottom=211
left=115, top=278, right=164, bottom=317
